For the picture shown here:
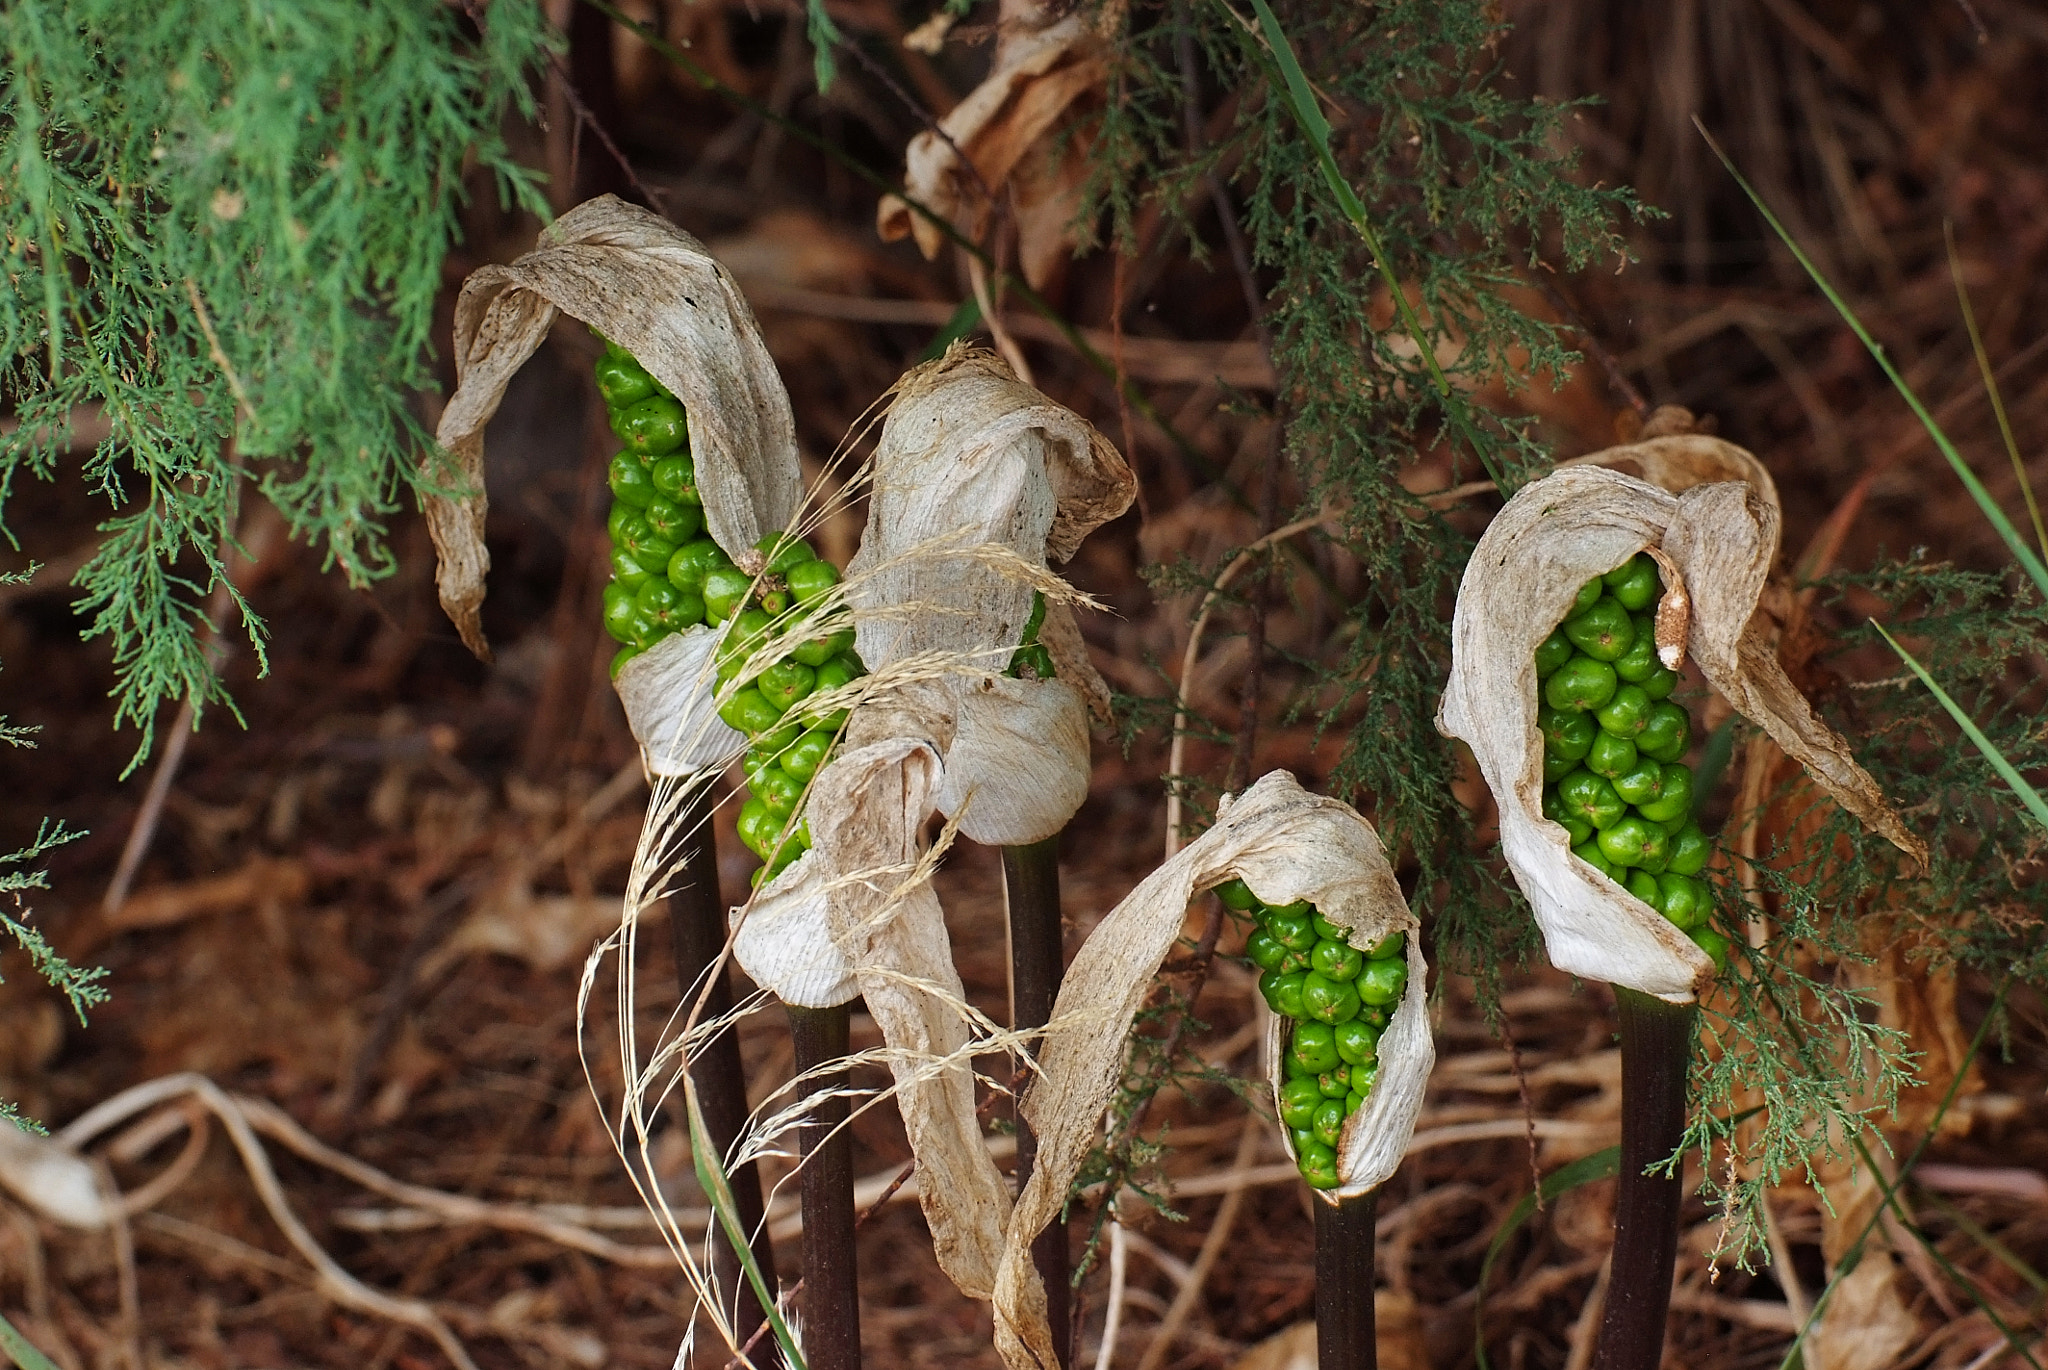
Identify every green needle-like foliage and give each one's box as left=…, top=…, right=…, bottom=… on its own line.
left=0, top=0, right=553, bottom=767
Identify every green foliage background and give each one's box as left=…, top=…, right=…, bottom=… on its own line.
left=1, top=0, right=553, bottom=765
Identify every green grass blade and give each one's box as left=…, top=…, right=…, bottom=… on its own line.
left=1947, top=223, right=2048, bottom=567
left=0, top=1312, right=63, bottom=1370
left=687, top=1088, right=806, bottom=1369
left=1872, top=622, right=2048, bottom=833
left=1473, top=1146, right=1619, bottom=1370
left=1917, top=1189, right=2048, bottom=1297
left=1697, top=121, right=2048, bottom=601
left=1244, top=0, right=1505, bottom=490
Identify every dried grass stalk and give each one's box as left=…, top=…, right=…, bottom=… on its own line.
left=1438, top=461, right=1925, bottom=1002
left=427, top=194, right=800, bottom=661
left=993, top=771, right=1433, bottom=1370
left=726, top=345, right=1133, bottom=1303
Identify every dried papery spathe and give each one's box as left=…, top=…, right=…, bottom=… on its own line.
left=725, top=346, right=1132, bottom=1303
left=426, top=194, right=814, bottom=770
left=1437, top=463, right=1925, bottom=1003
left=993, top=771, right=1432, bottom=1370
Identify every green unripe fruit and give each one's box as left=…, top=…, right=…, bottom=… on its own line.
left=736, top=797, right=775, bottom=858
left=624, top=606, right=662, bottom=648
left=1267, top=909, right=1317, bottom=953
left=741, top=747, right=783, bottom=791
left=1364, top=931, right=1403, bottom=960
left=1563, top=598, right=1635, bottom=662
left=1557, top=769, right=1626, bottom=830
left=1543, top=749, right=1579, bottom=783
left=1667, top=823, right=1710, bottom=876
left=1657, top=873, right=1708, bottom=930
left=792, top=626, right=856, bottom=668
left=1301, top=972, right=1363, bottom=1025
left=1266, top=899, right=1315, bottom=920
left=1606, top=555, right=1661, bottom=611
left=1586, top=730, right=1638, bottom=780
left=1313, top=1099, right=1346, bottom=1148
left=1344, top=1089, right=1365, bottom=1115
left=1637, top=701, right=1691, bottom=762
left=1595, top=684, right=1654, bottom=738
left=608, top=452, right=658, bottom=507
left=759, top=659, right=818, bottom=713
left=1534, top=629, right=1575, bottom=677
left=1246, top=929, right=1289, bottom=972
left=643, top=497, right=703, bottom=546
left=1297, top=1140, right=1341, bottom=1190
left=1334, top=1018, right=1380, bottom=1067
left=1639, top=666, right=1681, bottom=701
left=1310, top=938, right=1364, bottom=981
left=1317, top=1068, right=1351, bottom=1099
left=607, top=500, right=641, bottom=545
left=786, top=558, right=841, bottom=606
left=1288, top=1022, right=1340, bottom=1075
left=1357, top=958, right=1406, bottom=1007
left=1572, top=839, right=1616, bottom=879
left=614, top=395, right=688, bottom=457
left=1689, top=928, right=1731, bottom=972
left=650, top=455, right=701, bottom=506
left=1541, top=706, right=1596, bottom=762
left=718, top=687, right=784, bottom=736
left=638, top=578, right=705, bottom=634
left=1215, top=878, right=1260, bottom=910
left=1260, top=970, right=1307, bottom=1019
left=1637, top=763, right=1694, bottom=825
left=1569, top=578, right=1603, bottom=615
left=1311, top=913, right=1347, bottom=940
left=1279, top=1077, right=1323, bottom=1130
left=755, top=767, right=805, bottom=820
left=1613, top=615, right=1660, bottom=682
left=1626, top=869, right=1661, bottom=906
left=719, top=608, right=774, bottom=669
left=1279, top=950, right=1311, bottom=976
left=595, top=353, right=658, bottom=409
left=780, top=729, right=835, bottom=782
left=1545, top=656, right=1619, bottom=713
left=1597, top=815, right=1667, bottom=869
left=603, top=580, right=641, bottom=644
left=1610, top=757, right=1665, bottom=807
left=755, top=533, right=817, bottom=576
left=666, top=538, right=727, bottom=590
left=618, top=521, right=677, bottom=573
left=703, top=567, right=754, bottom=623
left=609, top=645, right=640, bottom=678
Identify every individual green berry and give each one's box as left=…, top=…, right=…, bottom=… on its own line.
left=1572, top=839, right=1617, bottom=879
left=1309, top=938, right=1364, bottom=981
left=1689, top=927, right=1731, bottom=973
left=780, top=729, right=835, bottom=783
left=1606, top=555, right=1661, bottom=611
left=1563, top=598, right=1636, bottom=662
left=717, top=687, right=784, bottom=736
left=1363, top=931, right=1404, bottom=960
left=1215, top=878, right=1260, bottom=910
left=1557, top=769, right=1626, bottom=830
left=1542, top=787, right=1595, bottom=846
left=1656, top=873, right=1708, bottom=930
left=614, top=395, right=688, bottom=457
left=1639, top=666, right=1681, bottom=701
left=666, top=538, right=727, bottom=591
left=1317, top=1068, right=1351, bottom=1099
left=758, top=659, right=817, bottom=713
left=1636, top=701, right=1691, bottom=762
left=1611, top=757, right=1665, bottom=807
left=1569, top=578, right=1603, bottom=615
left=755, top=533, right=818, bottom=576
left=1595, top=684, right=1653, bottom=738
left=602, top=580, right=641, bottom=644
left=643, top=496, right=703, bottom=546
left=608, top=452, right=659, bottom=508
left=609, top=645, right=641, bottom=678
left=755, top=767, right=805, bottom=819
left=786, top=558, right=841, bottom=605
left=1288, top=1022, right=1341, bottom=1075
left=1313, top=1099, right=1346, bottom=1148
left=735, top=797, right=775, bottom=858
left=1545, top=656, right=1619, bottom=712
left=1541, top=706, right=1597, bottom=762
left=650, top=455, right=701, bottom=506
left=1301, top=973, right=1362, bottom=1025
left=1586, top=730, right=1639, bottom=780
left=1638, top=763, right=1694, bottom=825
left=1666, top=823, right=1711, bottom=876
left=1626, top=868, right=1661, bottom=907
left=1613, top=615, right=1660, bottom=683
left=1259, top=970, right=1307, bottom=1019
left=1267, top=908, right=1318, bottom=953
left=792, top=626, right=857, bottom=669
left=1534, top=628, right=1575, bottom=677
left=617, top=520, right=678, bottom=574
left=703, top=566, right=754, bottom=623
left=1279, top=1077, right=1324, bottom=1130
left=1310, top=913, right=1347, bottom=940
left=1334, top=1018, right=1380, bottom=1067
left=1596, top=815, right=1667, bottom=870
left=1246, top=929, right=1289, bottom=972
left=595, top=352, right=658, bottom=409
left=1297, top=1140, right=1341, bottom=1190
left=1357, top=958, right=1407, bottom=1007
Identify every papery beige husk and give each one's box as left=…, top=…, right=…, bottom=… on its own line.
left=993, top=771, right=1432, bottom=1370
left=727, top=344, right=1133, bottom=1303
left=1437, top=461, right=1925, bottom=1003
left=427, top=194, right=800, bottom=661
left=876, top=3, right=1109, bottom=290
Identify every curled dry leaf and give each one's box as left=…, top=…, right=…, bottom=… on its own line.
left=875, top=3, right=1108, bottom=290
left=727, top=344, right=1132, bottom=1303
left=994, top=771, right=1433, bottom=1370
left=428, top=194, right=799, bottom=662
left=1438, top=462, right=1926, bottom=1003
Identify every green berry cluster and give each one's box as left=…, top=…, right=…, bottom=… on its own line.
left=1222, top=878, right=1405, bottom=1191
left=1006, top=592, right=1055, bottom=680
left=592, top=338, right=867, bottom=886
left=1536, top=553, right=1728, bottom=972
left=594, top=340, right=713, bottom=678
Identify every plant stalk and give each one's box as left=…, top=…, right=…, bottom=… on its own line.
left=789, top=1001, right=861, bottom=1370
left=1003, top=834, right=1070, bottom=1368
left=1591, top=988, right=1697, bottom=1370
left=667, top=793, right=782, bottom=1367
left=1315, top=1191, right=1377, bottom=1370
